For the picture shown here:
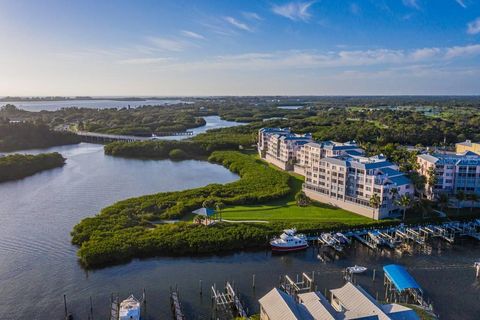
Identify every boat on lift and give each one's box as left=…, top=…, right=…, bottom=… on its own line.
left=334, top=232, right=351, bottom=245
left=119, top=295, right=141, bottom=320
left=320, top=232, right=336, bottom=245
left=321, top=232, right=344, bottom=252
left=270, top=228, right=308, bottom=252
left=368, top=230, right=387, bottom=246
left=346, top=265, right=368, bottom=274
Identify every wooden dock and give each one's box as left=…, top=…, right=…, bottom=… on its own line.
left=211, top=281, right=248, bottom=319
left=170, top=287, right=185, bottom=320
left=308, top=219, right=480, bottom=253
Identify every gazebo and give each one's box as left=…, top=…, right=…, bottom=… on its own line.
left=192, top=207, right=216, bottom=225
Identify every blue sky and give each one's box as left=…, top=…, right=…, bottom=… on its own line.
left=1, top=0, right=480, bottom=95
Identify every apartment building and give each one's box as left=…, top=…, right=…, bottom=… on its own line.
left=303, top=154, right=413, bottom=220
left=294, top=141, right=364, bottom=175
left=417, top=151, right=480, bottom=203
left=456, top=140, right=480, bottom=155
left=258, top=128, right=313, bottom=170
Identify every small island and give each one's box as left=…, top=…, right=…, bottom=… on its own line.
left=0, top=152, right=66, bottom=182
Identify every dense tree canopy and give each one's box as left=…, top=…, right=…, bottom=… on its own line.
left=0, top=152, right=65, bottom=182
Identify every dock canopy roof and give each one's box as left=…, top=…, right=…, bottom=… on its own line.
left=383, top=264, right=421, bottom=292
left=192, top=207, right=215, bottom=217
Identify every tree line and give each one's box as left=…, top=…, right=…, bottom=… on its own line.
left=0, top=152, right=65, bottom=182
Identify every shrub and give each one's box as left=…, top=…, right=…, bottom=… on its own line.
left=169, top=148, right=188, bottom=160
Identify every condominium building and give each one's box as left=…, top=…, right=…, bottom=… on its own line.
left=417, top=151, right=480, bottom=202
left=258, top=128, right=313, bottom=170
left=456, top=140, right=480, bottom=155
left=294, top=141, right=364, bottom=175
left=303, top=154, right=413, bottom=219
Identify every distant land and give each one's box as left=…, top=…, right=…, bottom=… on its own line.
left=0, top=96, right=158, bottom=102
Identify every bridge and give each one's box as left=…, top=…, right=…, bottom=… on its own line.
left=76, top=131, right=150, bottom=143
left=75, top=130, right=194, bottom=143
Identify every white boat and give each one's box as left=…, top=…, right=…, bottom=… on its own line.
left=119, top=295, right=141, bottom=320
left=270, top=228, right=308, bottom=252
left=320, top=232, right=335, bottom=245
left=334, top=232, right=351, bottom=245
left=346, top=265, right=368, bottom=274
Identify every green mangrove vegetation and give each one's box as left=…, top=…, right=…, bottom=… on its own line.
left=0, top=120, right=80, bottom=152
left=0, top=152, right=66, bottom=182
left=71, top=151, right=293, bottom=267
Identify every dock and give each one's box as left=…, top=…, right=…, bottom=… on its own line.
left=211, top=281, right=247, bottom=319
left=308, top=219, right=480, bottom=253
left=170, top=287, right=185, bottom=320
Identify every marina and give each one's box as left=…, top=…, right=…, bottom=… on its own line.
left=310, top=219, right=480, bottom=253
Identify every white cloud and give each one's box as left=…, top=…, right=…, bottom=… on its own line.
left=402, top=0, right=420, bottom=10
left=455, top=0, right=467, bottom=8
left=181, top=30, right=205, bottom=40
left=224, top=16, right=252, bottom=32
left=146, top=36, right=186, bottom=52
left=467, top=17, right=480, bottom=35
left=146, top=44, right=480, bottom=72
left=117, top=57, right=173, bottom=65
left=242, top=12, right=262, bottom=20
left=410, top=47, right=441, bottom=60
left=272, top=1, right=315, bottom=22
left=445, top=44, right=480, bottom=58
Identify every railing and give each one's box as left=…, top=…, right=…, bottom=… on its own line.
left=304, top=184, right=375, bottom=208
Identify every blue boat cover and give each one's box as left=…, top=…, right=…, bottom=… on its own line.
left=383, top=264, right=421, bottom=292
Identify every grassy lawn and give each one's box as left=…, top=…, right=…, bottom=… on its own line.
left=221, top=156, right=375, bottom=225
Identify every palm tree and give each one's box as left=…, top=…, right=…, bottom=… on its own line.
left=389, top=187, right=399, bottom=201
left=369, top=193, right=381, bottom=220
left=437, top=193, right=449, bottom=213
left=215, top=201, right=225, bottom=221
left=395, top=194, right=411, bottom=221
left=426, top=166, right=437, bottom=199
left=413, top=198, right=432, bottom=219
left=468, top=193, right=479, bottom=212
left=455, top=191, right=466, bottom=214
left=202, top=199, right=215, bottom=209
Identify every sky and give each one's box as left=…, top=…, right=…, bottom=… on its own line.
left=1, top=0, right=480, bottom=96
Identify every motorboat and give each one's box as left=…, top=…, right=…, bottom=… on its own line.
left=119, top=295, right=141, bottom=320
left=346, top=265, right=368, bottom=274
left=321, top=232, right=344, bottom=252
left=334, top=232, right=351, bottom=245
left=320, top=232, right=335, bottom=245
left=270, top=228, right=308, bottom=252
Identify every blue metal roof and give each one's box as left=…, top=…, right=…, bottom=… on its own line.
left=383, top=264, right=421, bottom=292
left=389, top=175, right=411, bottom=186
left=192, top=207, right=216, bottom=217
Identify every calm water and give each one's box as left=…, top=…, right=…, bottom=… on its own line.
left=155, top=116, right=245, bottom=140
left=0, top=143, right=479, bottom=318
left=2, top=99, right=187, bottom=111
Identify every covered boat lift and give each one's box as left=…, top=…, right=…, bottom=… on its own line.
left=383, top=264, right=433, bottom=312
